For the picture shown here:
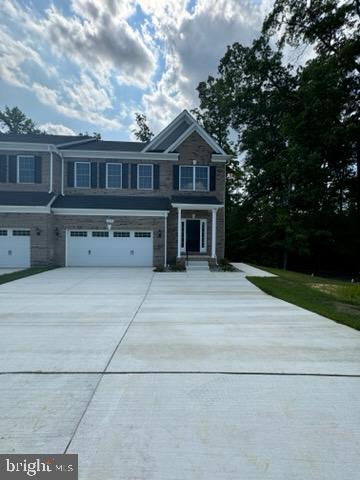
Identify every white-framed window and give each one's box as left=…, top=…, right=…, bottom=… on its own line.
left=17, top=155, right=35, bottom=183
left=92, top=231, right=109, bottom=237
left=70, top=231, right=87, bottom=237
left=135, top=232, right=151, bottom=238
left=137, top=164, right=153, bottom=190
left=75, top=162, right=90, bottom=188
left=13, top=230, right=30, bottom=236
left=200, top=219, right=207, bottom=253
left=179, top=166, right=193, bottom=191
left=181, top=220, right=186, bottom=252
left=179, top=166, right=209, bottom=191
left=113, top=231, right=130, bottom=238
left=106, top=163, right=122, bottom=189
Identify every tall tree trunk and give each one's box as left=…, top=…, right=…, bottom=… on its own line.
left=282, top=249, right=288, bottom=270
left=357, top=141, right=360, bottom=220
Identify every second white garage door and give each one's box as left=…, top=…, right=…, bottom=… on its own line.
left=0, top=229, right=31, bottom=268
left=66, top=230, right=153, bottom=267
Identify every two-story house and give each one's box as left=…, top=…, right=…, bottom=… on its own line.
left=0, top=110, right=229, bottom=268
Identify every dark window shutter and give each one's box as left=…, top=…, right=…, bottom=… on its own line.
left=9, top=155, right=17, bottom=183
left=99, top=163, right=106, bottom=188
left=153, top=164, right=160, bottom=189
left=67, top=161, right=74, bottom=187
left=122, top=163, right=128, bottom=188
left=173, top=165, right=179, bottom=190
left=0, top=155, right=7, bottom=182
left=34, top=156, right=42, bottom=183
left=91, top=162, right=98, bottom=188
left=131, top=164, right=138, bottom=189
left=210, top=166, right=216, bottom=191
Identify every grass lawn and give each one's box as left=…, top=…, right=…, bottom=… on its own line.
left=0, top=267, right=55, bottom=286
left=247, top=267, right=360, bottom=331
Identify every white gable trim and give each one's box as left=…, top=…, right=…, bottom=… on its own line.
left=142, top=110, right=190, bottom=153
left=164, top=123, right=226, bottom=155
left=142, top=110, right=226, bottom=155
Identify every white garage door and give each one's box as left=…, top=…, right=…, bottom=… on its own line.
left=66, top=230, right=153, bottom=267
left=0, top=229, right=31, bottom=268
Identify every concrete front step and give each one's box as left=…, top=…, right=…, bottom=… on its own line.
left=187, top=261, right=210, bottom=271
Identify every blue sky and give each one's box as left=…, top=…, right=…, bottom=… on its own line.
left=0, top=0, right=272, bottom=140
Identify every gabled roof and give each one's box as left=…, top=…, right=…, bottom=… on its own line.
left=142, top=110, right=226, bottom=155
left=0, top=133, right=93, bottom=145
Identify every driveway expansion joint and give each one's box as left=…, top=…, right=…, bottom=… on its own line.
left=63, top=271, right=155, bottom=454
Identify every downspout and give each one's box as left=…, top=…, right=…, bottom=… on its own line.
left=164, top=213, right=168, bottom=268
left=48, top=146, right=53, bottom=193
left=61, top=154, right=64, bottom=195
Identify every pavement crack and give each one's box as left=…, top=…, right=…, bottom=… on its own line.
left=63, top=272, right=155, bottom=454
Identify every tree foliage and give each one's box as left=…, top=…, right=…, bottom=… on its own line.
left=0, top=106, right=42, bottom=134
left=195, top=0, right=360, bottom=273
left=132, top=113, right=154, bottom=142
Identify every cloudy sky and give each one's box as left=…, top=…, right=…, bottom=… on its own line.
left=0, top=0, right=274, bottom=139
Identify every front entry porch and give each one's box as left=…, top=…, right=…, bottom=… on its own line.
left=171, top=197, right=224, bottom=261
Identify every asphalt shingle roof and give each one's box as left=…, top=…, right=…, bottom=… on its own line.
left=0, top=191, right=56, bottom=206
left=58, top=140, right=148, bottom=152
left=171, top=195, right=222, bottom=205
left=52, top=195, right=170, bottom=211
left=0, top=133, right=92, bottom=145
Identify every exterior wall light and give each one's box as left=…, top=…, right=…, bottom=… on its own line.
left=36, top=227, right=42, bottom=236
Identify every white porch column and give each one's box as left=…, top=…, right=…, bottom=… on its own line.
left=164, top=214, right=168, bottom=267
left=211, top=208, right=217, bottom=258
left=177, top=208, right=182, bottom=258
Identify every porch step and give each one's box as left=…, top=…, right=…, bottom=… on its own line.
left=186, top=261, right=210, bottom=271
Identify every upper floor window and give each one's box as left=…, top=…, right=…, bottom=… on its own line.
left=17, top=155, right=35, bottom=183
left=179, top=165, right=209, bottom=191
left=75, top=162, right=90, bottom=188
left=106, top=163, right=122, bottom=189
left=137, top=164, right=153, bottom=190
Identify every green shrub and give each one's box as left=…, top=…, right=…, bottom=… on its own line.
left=169, top=262, right=186, bottom=272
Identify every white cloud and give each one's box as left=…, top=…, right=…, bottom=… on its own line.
left=39, top=123, right=76, bottom=135
left=42, top=2, right=156, bottom=89
left=0, top=0, right=277, bottom=137
left=32, top=82, right=122, bottom=130
left=63, top=73, right=113, bottom=113
left=0, top=29, right=46, bottom=89
left=139, top=0, right=270, bottom=134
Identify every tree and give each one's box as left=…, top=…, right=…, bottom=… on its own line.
left=0, top=106, right=42, bottom=134
left=79, top=131, right=102, bottom=139
left=263, top=0, right=360, bottom=218
left=132, top=113, right=154, bottom=142
left=195, top=22, right=359, bottom=272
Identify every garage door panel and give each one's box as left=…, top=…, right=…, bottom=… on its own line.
left=66, top=230, right=153, bottom=267
left=0, top=229, right=30, bottom=268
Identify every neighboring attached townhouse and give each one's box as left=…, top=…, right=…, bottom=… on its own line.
left=0, top=110, right=230, bottom=268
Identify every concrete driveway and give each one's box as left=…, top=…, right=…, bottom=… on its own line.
left=0, top=268, right=359, bottom=479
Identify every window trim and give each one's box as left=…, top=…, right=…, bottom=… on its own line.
left=17, top=155, right=35, bottom=184
left=106, top=162, right=122, bottom=189
left=74, top=161, right=91, bottom=189
left=179, top=165, right=209, bottom=192
left=200, top=219, right=207, bottom=253
left=137, top=164, right=154, bottom=190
